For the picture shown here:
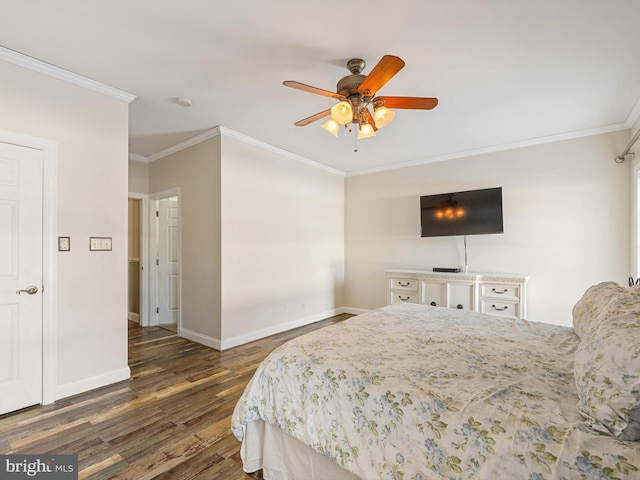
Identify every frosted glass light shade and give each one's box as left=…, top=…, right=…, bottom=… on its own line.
left=321, top=118, right=340, bottom=137
left=330, top=101, right=353, bottom=125
left=373, top=106, right=395, bottom=128
left=357, top=123, right=376, bottom=139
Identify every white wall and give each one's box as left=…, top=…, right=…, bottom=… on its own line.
left=0, top=61, right=130, bottom=397
left=220, top=136, right=345, bottom=347
left=345, top=130, right=631, bottom=326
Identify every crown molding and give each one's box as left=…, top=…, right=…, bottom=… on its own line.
left=625, top=95, right=640, bottom=131
left=145, top=127, right=222, bottom=163
left=128, top=153, right=148, bottom=163
left=217, top=126, right=344, bottom=176
left=0, top=45, right=136, bottom=103
left=347, top=122, right=628, bottom=177
left=143, top=126, right=344, bottom=176
left=131, top=115, right=638, bottom=177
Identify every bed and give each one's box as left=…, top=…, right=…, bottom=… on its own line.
left=231, top=282, right=640, bottom=479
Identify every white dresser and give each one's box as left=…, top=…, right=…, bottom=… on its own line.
left=386, top=269, right=530, bottom=320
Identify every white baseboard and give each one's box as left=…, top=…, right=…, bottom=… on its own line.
left=180, top=327, right=222, bottom=351
left=341, top=306, right=370, bottom=315
left=128, top=312, right=140, bottom=322
left=56, top=366, right=131, bottom=400
left=220, top=307, right=361, bottom=351
left=177, top=307, right=371, bottom=352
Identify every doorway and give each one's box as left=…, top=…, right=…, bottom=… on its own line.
left=0, top=131, right=57, bottom=414
left=128, top=198, right=142, bottom=323
left=0, top=141, right=43, bottom=415
left=150, top=190, right=181, bottom=332
left=128, top=193, right=149, bottom=326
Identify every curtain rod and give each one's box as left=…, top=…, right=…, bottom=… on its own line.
left=615, top=128, right=640, bottom=163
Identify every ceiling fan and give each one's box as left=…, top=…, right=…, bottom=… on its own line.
left=283, top=55, right=438, bottom=145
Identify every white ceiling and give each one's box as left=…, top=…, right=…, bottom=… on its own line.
left=1, top=0, right=640, bottom=173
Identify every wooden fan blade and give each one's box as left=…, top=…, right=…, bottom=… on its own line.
left=283, top=81, right=340, bottom=99
left=374, top=96, right=438, bottom=110
left=294, top=109, right=331, bottom=126
left=358, top=55, right=405, bottom=96
left=364, top=108, right=378, bottom=131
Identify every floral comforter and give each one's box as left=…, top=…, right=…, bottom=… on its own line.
left=231, top=303, right=640, bottom=479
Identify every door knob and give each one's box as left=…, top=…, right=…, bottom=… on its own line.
left=16, top=286, right=38, bottom=295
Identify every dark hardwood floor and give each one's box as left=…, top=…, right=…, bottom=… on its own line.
left=0, top=314, right=352, bottom=479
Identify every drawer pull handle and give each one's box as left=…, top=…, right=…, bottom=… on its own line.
left=398, top=295, right=411, bottom=301
left=430, top=301, right=437, bottom=307
left=492, top=304, right=508, bottom=311
left=456, top=304, right=463, bottom=309
left=398, top=281, right=411, bottom=287
left=492, top=288, right=508, bottom=294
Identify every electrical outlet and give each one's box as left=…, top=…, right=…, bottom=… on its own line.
left=89, top=237, right=112, bottom=251
left=284, top=304, right=289, bottom=313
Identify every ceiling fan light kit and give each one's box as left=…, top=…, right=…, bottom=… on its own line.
left=330, top=101, right=353, bottom=125
left=357, top=122, right=376, bottom=139
left=373, top=105, right=395, bottom=128
left=284, top=55, right=438, bottom=150
left=321, top=118, right=340, bottom=137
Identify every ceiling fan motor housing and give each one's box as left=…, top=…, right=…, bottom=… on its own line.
left=336, top=75, right=369, bottom=124
left=336, top=74, right=367, bottom=98
left=336, top=58, right=375, bottom=125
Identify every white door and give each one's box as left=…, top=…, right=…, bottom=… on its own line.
left=0, top=142, right=43, bottom=415
left=157, top=196, right=179, bottom=325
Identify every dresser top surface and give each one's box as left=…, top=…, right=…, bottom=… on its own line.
left=386, top=269, right=530, bottom=282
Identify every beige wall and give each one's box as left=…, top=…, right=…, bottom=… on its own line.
left=0, top=61, right=130, bottom=396
left=129, top=158, right=149, bottom=194
left=148, top=137, right=222, bottom=339
left=146, top=133, right=345, bottom=348
left=145, top=127, right=630, bottom=339
left=345, top=130, right=631, bottom=326
left=220, top=137, right=345, bottom=346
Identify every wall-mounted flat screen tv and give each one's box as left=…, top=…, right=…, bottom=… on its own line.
left=420, top=187, right=503, bottom=237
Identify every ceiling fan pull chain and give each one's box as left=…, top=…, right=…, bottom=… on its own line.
left=354, top=128, right=358, bottom=152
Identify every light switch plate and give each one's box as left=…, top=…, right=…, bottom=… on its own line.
left=58, top=236, right=70, bottom=251
left=90, top=237, right=112, bottom=251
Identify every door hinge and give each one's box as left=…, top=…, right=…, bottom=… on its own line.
left=156, top=259, right=159, bottom=266
left=156, top=307, right=159, bottom=314
left=156, top=210, right=159, bottom=217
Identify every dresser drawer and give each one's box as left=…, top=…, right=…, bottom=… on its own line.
left=480, top=300, right=519, bottom=319
left=386, top=270, right=529, bottom=319
left=389, top=278, right=418, bottom=292
left=481, top=283, right=520, bottom=301
left=390, top=292, right=419, bottom=304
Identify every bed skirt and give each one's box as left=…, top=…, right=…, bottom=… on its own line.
left=241, top=420, right=361, bottom=480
